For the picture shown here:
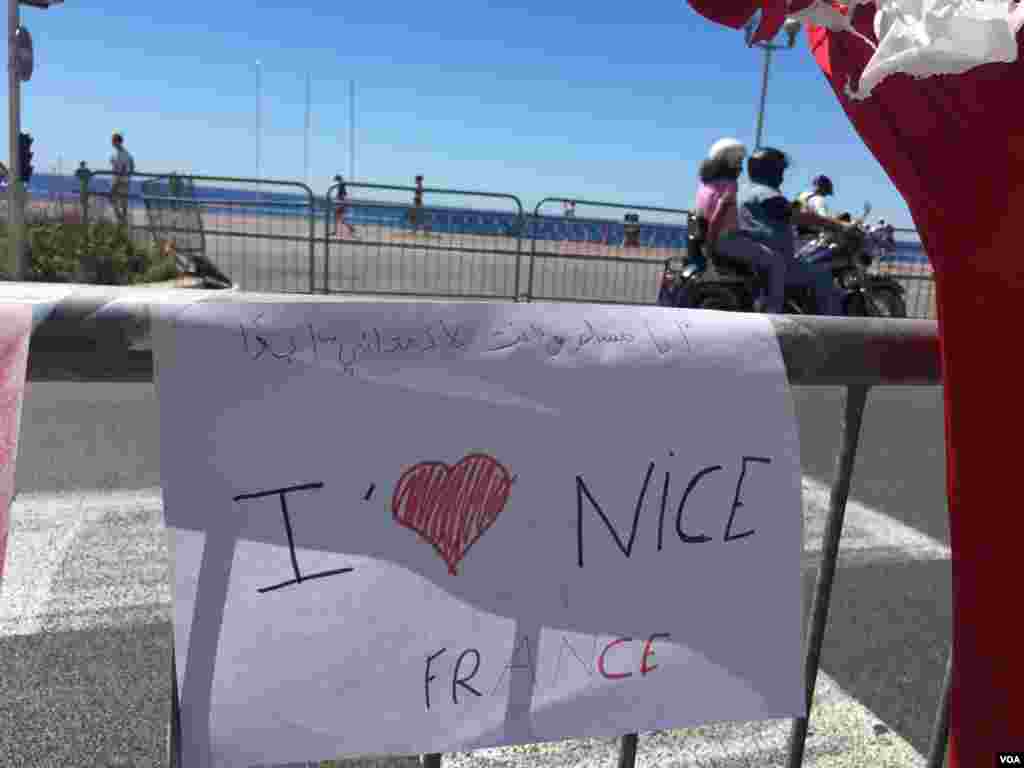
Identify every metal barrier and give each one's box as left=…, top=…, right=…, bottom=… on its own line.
left=21, top=285, right=950, bottom=768
left=80, top=169, right=318, bottom=294
left=869, top=228, right=935, bottom=320
left=322, top=181, right=526, bottom=299
left=63, top=171, right=939, bottom=318
left=528, top=198, right=691, bottom=305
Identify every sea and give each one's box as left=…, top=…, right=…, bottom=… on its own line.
left=23, top=173, right=929, bottom=265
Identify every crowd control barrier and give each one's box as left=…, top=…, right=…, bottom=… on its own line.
left=20, top=286, right=949, bottom=768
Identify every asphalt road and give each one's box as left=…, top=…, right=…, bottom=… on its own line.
left=0, top=377, right=950, bottom=768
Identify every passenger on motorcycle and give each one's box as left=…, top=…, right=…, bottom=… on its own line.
left=718, top=149, right=851, bottom=315
left=795, top=175, right=854, bottom=242
left=693, top=137, right=747, bottom=271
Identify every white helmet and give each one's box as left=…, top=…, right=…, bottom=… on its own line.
left=708, top=137, right=747, bottom=167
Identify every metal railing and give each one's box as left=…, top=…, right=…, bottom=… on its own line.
left=48, top=170, right=938, bottom=317
left=871, top=228, right=935, bottom=320
left=79, top=169, right=319, bottom=294
left=21, top=285, right=950, bottom=768
left=528, top=198, right=692, bottom=305
left=323, top=181, right=526, bottom=299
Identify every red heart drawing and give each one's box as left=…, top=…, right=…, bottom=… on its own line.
left=392, top=453, right=515, bottom=575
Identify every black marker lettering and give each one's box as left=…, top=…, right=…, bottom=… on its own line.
left=675, top=321, right=693, bottom=354
left=452, top=649, right=483, bottom=704
left=551, top=635, right=597, bottom=686
left=269, top=334, right=298, bottom=363
left=240, top=323, right=269, bottom=361
left=307, top=323, right=320, bottom=362
left=422, top=325, right=439, bottom=352
left=440, top=320, right=466, bottom=348
left=490, top=635, right=534, bottom=694
left=725, top=456, right=770, bottom=542
left=576, top=462, right=654, bottom=567
left=233, top=482, right=355, bottom=593
left=645, top=321, right=671, bottom=355
left=338, top=343, right=358, bottom=375
left=386, top=335, right=408, bottom=354
left=425, top=648, right=446, bottom=710
left=658, top=468, right=671, bottom=551
left=676, top=466, right=720, bottom=543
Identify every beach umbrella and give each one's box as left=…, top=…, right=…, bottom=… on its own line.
left=682, top=1, right=1024, bottom=765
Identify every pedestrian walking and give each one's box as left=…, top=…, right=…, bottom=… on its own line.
left=333, top=174, right=357, bottom=238
left=110, top=133, right=135, bottom=226
left=409, top=174, right=426, bottom=233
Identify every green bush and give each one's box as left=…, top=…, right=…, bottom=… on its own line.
left=22, top=218, right=179, bottom=285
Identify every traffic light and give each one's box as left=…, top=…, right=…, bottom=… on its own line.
left=18, top=132, right=33, bottom=184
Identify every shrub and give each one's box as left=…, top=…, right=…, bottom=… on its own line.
left=23, top=217, right=179, bottom=285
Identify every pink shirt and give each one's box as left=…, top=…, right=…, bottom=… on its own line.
left=695, top=179, right=738, bottom=241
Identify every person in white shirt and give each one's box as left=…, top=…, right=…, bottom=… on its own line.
left=110, top=132, right=135, bottom=225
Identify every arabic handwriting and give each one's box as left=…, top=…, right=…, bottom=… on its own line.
left=486, top=319, right=669, bottom=358
left=239, top=318, right=470, bottom=375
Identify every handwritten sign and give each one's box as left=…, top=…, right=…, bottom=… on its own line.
left=0, top=303, right=31, bottom=586
left=153, top=301, right=804, bottom=768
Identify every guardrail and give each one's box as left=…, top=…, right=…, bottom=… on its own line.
left=528, top=198, right=692, bottom=305
left=20, top=285, right=949, bottom=768
left=62, top=168, right=936, bottom=314
left=79, top=170, right=319, bottom=294
left=323, top=181, right=526, bottom=300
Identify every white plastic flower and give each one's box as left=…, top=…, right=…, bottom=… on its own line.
left=786, top=0, right=1024, bottom=98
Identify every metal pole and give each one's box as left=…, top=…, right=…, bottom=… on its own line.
left=787, top=384, right=870, bottom=767
left=255, top=60, right=262, bottom=183
left=7, top=0, right=24, bottom=280
left=925, top=654, right=952, bottom=768
left=303, top=73, right=311, bottom=187
left=753, top=44, right=772, bottom=150
left=349, top=79, right=355, bottom=179
left=617, top=733, right=639, bottom=768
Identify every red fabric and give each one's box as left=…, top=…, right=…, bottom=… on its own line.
left=683, top=1, right=1024, bottom=764
left=807, top=10, right=1024, bottom=766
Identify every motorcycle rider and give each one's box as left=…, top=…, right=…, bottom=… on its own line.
left=693, top=137, right=747, bottom=271
left=798, top=175, right=834, bottom=215
left=718, top=148, right=850, bottom=315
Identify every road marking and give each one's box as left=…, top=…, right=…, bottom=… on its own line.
left=0, top=488, right=166, bottom=636
left=0, top=481, right=939, bottom=766
left=801, top=476, right=950, bottom=570
left=1, top=480, right=950, bottom=637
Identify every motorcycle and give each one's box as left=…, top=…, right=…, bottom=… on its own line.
left=658, top=203, right=907, bottom=317
left=794, top=205, right=907, bottom=317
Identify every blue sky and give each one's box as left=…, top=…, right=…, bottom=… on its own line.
left=12, top=0, right=914, bottom=226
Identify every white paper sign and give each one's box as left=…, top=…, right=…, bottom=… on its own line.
left=154, top=301, right=804, bottom=768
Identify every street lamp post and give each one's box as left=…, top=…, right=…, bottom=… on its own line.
left=746, top=17, right=802, bottom=150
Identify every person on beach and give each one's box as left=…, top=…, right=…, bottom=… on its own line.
left=409, top=174, right=426, bottom=233
left=333, top=174, right=357, bottom=238
left=110, top=132, right=135, bottom=226
left=564, top=201, right=576, bottom=218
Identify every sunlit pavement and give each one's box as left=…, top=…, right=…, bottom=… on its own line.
left=0, top=382, right=949, bottom=767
